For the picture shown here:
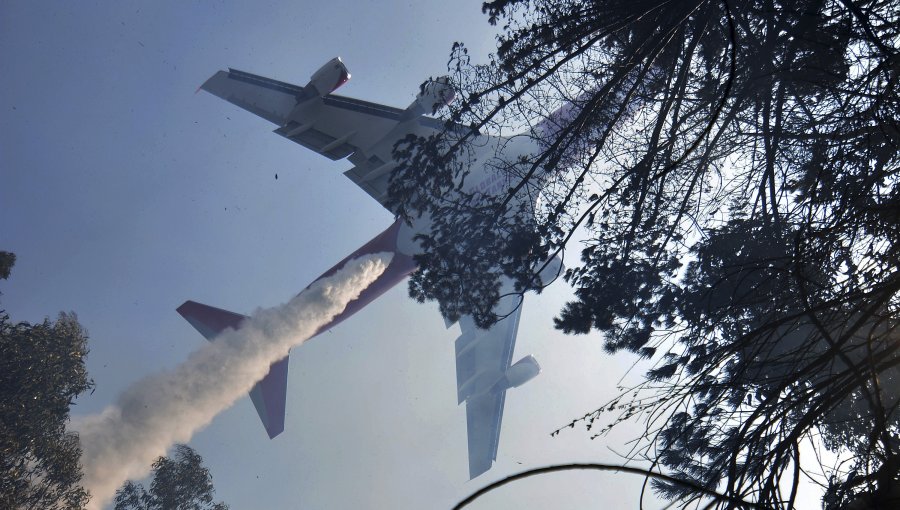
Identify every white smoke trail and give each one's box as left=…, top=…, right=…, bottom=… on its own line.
left=71, top=252, right=393, bottom=510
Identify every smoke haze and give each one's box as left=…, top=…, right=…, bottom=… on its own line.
left=71, top=253, right=393, bottom=510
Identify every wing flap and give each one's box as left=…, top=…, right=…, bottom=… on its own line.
left=201, top=69, right=307, bottom=125
left=275, top=121, right=357, bottom=160
left=343, top=154, right=394, bottom=205
left=200, top=67, right=479, bottom=213
left=456, top=289, right=526, bottom=478
left=455, top=329, right=479, bottom=403
left=274, top=95, right=407, bottom=160
left=465, top=392, right=505, bottom=479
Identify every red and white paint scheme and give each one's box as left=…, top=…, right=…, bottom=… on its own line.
left=181, top=58, right=563, bottom=479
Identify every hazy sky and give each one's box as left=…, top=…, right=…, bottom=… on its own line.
left=2, top=2, right=689, bottom=508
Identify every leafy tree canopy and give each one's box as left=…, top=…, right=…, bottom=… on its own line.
left=114, top=444, right=228, bottom=510
left=1, top=252, right=93, bottom=510
left=389, top=0, right=899, bottom=508
left=0, top=251, right=15, bottom=281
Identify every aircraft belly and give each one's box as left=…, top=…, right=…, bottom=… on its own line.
left=304, top=219, right=417, bottom=337
left=396, top=216, right=429, bottom=256
left=196, top=64, right=540, bottom=478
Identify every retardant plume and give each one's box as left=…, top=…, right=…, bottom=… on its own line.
left=71, top=252, right=393, bottom=510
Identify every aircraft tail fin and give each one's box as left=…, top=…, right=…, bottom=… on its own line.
left=176, top=300, right=289, bottom=439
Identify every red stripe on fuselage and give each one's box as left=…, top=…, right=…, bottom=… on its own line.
left=303, top=219, right=417, bottom=337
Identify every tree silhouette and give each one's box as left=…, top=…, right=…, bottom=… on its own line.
left=389, top=1, right=899, bottom=508
left=114, top=444, right=228, bottom=510
left=0, top=252, right=15, bottom=281
left=1, top=254, right=94, bottom=510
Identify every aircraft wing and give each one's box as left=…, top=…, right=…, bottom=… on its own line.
left=200, top=64, right=538, bottom=478
left=454, top=294, right=533, bottom=479
left=200, top=68, right=459, bottom=210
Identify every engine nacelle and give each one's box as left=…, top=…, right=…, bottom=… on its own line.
left=407, top=76, right=456, bottom=116
left=307, top=57, right=350, bottom=96
left=496, top=355, right=541, bottom=392
left=534, top=254, right=564, bottom=288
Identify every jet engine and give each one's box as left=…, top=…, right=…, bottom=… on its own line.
left=307, top=57, right=351, bottom=96
left=406, top=76, right=456, bottom=116
left=491, top=355, right=541, bottom=393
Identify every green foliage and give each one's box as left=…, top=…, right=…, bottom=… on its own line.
left=390, top=0, right=900, bottom=507
left=0, top=251, right=15, bottom=281
left=0, top=310, right=93, bottom=510
left=114, top=444, right=228, bottom=510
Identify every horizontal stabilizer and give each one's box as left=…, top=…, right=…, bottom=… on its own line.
left=176, top=300, right=289, bottom=439
left=248, top=356, right=289, bottom=439
left=176, top=300, right=247, bottom=340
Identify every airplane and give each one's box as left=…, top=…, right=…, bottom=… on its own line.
left=178, top=57, right=563, bottom=479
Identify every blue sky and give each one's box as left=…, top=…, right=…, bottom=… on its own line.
left=0, top=2, right=683, bottom=508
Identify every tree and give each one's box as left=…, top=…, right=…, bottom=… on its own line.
left=1, top=254, right=94, bottom=510
left=0, top=252, right=14, bottom=281
left=389, top=1, right=899, bottom=508
left=114, top=444, right=228, bottom=510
